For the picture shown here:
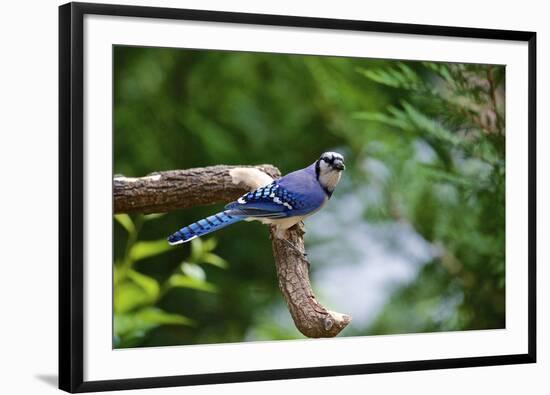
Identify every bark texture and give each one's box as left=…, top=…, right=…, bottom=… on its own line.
left=114, top=165, right=281, bottom=214
left=113, top=165, right=351, bottom=338
left=270, top=224, right=351, bottom=337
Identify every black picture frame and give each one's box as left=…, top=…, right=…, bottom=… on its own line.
left=59, top=2, right=537, bottom=392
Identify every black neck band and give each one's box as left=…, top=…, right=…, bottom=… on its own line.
left=315, top=160, right=320, bottom=179
left=315, top=160, right=333, bottom=197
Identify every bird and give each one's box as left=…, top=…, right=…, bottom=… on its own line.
left=167, top=152, right=345, bottom=254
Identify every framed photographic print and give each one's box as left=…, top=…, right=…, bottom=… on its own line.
left=59, top=2, right=537, bottom=392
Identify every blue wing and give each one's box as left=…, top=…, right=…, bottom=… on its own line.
left=225, top=182, right=301, bottom=218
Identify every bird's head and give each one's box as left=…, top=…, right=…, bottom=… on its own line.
left=315, top=151, right=345, bottom=196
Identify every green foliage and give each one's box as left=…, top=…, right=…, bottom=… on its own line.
left=114, top=47, right=505, bottom=347
left=356, top=61, right=505, bottom=332
left=113, top=214, right=227, bottom=347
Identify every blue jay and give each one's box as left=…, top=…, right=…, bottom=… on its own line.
left=167, top=152, right=345, bottom=252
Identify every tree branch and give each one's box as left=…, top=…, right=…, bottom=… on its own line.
left=113, top=165, right=351, bottom=338
left=114, top=165, right=281, bottom=214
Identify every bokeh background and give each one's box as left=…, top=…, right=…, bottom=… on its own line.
left=113, top=46, right=505, bottom=348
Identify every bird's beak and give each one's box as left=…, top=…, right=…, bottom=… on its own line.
left=333, top=160, right=345, bottom=171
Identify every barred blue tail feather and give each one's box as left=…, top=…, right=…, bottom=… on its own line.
left=167, top=211, right=243, bottom=245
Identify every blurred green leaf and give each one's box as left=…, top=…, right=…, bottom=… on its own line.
left=114, top=214, right=135, bottom=234
left=143, top=213, right=166, bottom=221
left=181, top=262, right=206, bottom=281
left=357, top=63, right=422, bottom=90
left=418, top=164, right=475, bottom=188
left=201, top=253, right=228, bottom=269
left=353, top=110, right=413, bottom=131
left=135, top=307, right=194, bottom=326
left=114, top=281, right=150, bottom=313
left=114, top=313, right=141, bottom=337
left=201, top=237, right=218, bottom=253
left=113, top=264, right=122, bottom=284
left=168, top=274, right=218, bottom=293
left=129, top=239, right=172, bottom=261
left=401, top=102, right=462, bottom=146
left=115, top=307, right=194, bottom=337
left=127, top=269, right=160, bottom=301
left=188, top=238, right=227, bottom=267
left=189, top=237, right=204, bottom=261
